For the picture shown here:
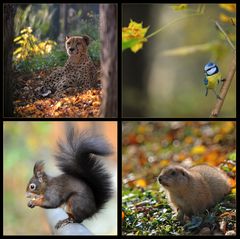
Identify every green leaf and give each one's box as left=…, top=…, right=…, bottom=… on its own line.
left=228, top=152, right=236, bottom=161
left=122, top=39, right=141, bottom=51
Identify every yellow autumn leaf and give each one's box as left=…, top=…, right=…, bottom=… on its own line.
left=20, top=27, right=32, bottom=34
left=184, top=136, right=193, bottom=144
left=122, top=20, right=148, bottom=40
left=221, top=122, right=235, bottom=134
left=191, top=145, right=206, bottom=155
left=213, top=134, right=223, bottom=143
left=171, top=4, right=188, bottom=11
left=133, top=179, right=147, bottom=187
left=219, top=13, right=236, bottom=26
left=122, top=20, right=149, bottom=53
left=228, top=178, right=236, bottom=188
left=131, top=40, right=146, bottom=53
left=159, top=159, right=169, bottom=168
left=219, top=4, right=236, bottom=13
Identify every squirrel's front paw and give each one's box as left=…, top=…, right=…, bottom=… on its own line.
left=28, top=200, right=36, bottom=208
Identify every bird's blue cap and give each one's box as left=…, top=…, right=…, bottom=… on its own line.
left=204, top=62, right=219, bottom=75
left=204, top=62, right=216, bottom=71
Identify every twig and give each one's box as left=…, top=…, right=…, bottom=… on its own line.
left=209, top=21, right=236, bottom=118
left=146, top=12, right=203, bottom=39
left=210, top=54, right=236, bottom=118
left=215, top=21, right=236, bottom=51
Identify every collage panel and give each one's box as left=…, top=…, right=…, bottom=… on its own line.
left=3, top=121, right=117, bottom=235
left=4, top=3, right=117, bottom=118
left=122, top=121, right=236, bottom=235
left=122, top=4, right=236, bottom=118
left=2, top=2, right=238, bottom=237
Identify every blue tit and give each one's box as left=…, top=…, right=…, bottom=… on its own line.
left=204, top=62, right=222, bottom=100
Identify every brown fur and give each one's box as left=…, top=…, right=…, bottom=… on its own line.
left=40, top=35, right=97, bottom=98
left=158, top=165, right=231, bottom=218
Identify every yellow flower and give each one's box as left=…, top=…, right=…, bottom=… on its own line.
left=122, top=20, right=149, bottom=53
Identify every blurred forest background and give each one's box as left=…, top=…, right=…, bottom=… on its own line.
left=4, top=4, right=117, bottom=118
left=12, top=4, right=100, bottom=72
left=122, top=4, right=236, bottom=117
left=122, top=121, right=236, bottom=183
left=3, top=122, right=117, bottom=235
left=122, top=121, right=236, bottom=235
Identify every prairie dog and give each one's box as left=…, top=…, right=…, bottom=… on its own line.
left=158, top=165, right=231, bottom=219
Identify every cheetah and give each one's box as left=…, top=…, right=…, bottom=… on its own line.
left=40, top=35, right=98, bottom=98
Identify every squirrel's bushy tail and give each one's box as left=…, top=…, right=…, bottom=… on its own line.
left=56, top=128, right=113, bottom=210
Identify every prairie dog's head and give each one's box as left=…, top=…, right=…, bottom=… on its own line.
left=158, top=165, right=191, bottom=191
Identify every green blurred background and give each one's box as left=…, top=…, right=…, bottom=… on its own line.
left=3, top=122, right=53, bottom=235
left=122, top=4, right=236, bottom=117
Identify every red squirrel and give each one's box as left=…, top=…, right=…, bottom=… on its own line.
left=26, top=128, right=113, bottom=229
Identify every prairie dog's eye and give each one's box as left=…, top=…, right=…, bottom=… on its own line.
left=29, top=183, right=36, bottom=191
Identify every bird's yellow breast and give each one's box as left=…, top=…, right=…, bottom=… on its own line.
left=206, top=72, right=221, bottom=89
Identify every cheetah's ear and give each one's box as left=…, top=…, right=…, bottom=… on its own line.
left=65, top=35, right=70, bottom=41
left=83, top=35, right=90, bottom=46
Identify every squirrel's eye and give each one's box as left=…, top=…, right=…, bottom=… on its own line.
left=29, top=183, right=36, bottom=191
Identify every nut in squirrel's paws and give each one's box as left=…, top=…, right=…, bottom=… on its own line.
left=28, top=200, right=36, bottom=208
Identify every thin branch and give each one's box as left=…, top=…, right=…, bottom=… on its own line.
left=146, top=13, right=202, bottom=39
left=210, top=54, right=236, bottom=118
left=215, top=21, right=236, bottom=51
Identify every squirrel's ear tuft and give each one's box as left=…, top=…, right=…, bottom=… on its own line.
left=34, top=161, right=45, bottom=182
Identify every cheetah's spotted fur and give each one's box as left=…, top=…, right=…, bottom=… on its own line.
left=40, top=35, right=97, bottom=98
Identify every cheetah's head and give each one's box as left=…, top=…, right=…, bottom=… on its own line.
left=65, top=35, right=90, bottom=56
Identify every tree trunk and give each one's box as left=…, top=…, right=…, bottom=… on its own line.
left=100, top=4, right=118, bottom=117
left=49, top=4, right=60, bottom=40
left=4, top=4, right=16, bottom=117
left=62, top=4, right=68, bottom=36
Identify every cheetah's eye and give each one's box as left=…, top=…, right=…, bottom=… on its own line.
left=67, top=42, right=70, bottom=45
left=171, top=171, right=176, bottom=176
left=76, top=42, right=80, bottom=45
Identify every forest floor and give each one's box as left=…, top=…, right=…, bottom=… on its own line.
left=13, top=69, right=102, bottom=118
